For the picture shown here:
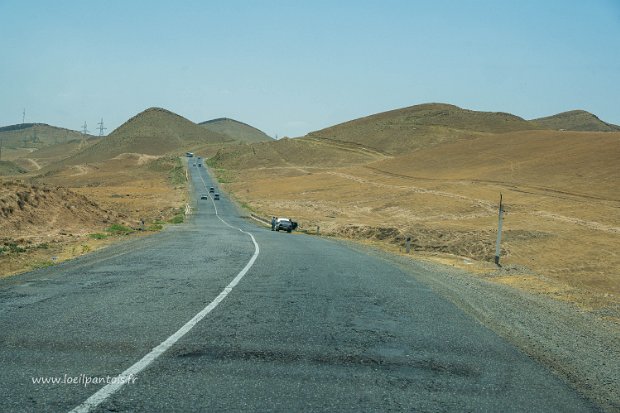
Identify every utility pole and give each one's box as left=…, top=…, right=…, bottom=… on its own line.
left=22, top=108, right=25, bottom=124
left=97, top=118, right=106, bottom=136
left=494, top=193, right=505, bottom=266
left=0, top=137, right=3, bottom=161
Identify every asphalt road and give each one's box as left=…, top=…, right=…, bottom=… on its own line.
left=0, top=161, right=602, bottom=412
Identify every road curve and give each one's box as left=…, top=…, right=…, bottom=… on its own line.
left=0, top=161, right=601, bottom=412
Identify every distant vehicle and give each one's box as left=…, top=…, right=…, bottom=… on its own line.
left=186, top=152, right=194, bottom=157
left=275, top=218, right=297, bottom=233
left=214, top=193, right=220, bottom=200
left=200, top=195, right=208, bottom=200
left=209, top=187, right=215, bottom=193
left=198, top=164, right=202, bottom=167
left=193, top=164, right=196, bottom=167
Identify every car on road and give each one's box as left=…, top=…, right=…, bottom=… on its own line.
left=209, top=187, right=215, bottom=193
left=200, top=195, right=208, bottom=200
left=214, top=193, right=220, bottom=200
left=198, top=163, right=202, bottom=167
left=275, top=218, right=297, bottom=233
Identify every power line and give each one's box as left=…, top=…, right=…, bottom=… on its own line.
left=97, top=118, right=107, bottom=136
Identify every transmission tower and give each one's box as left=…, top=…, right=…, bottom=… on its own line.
left=82, top=121, right=89, bottom=136
left=97, top=118, right=107, bottom=136
left=31, top=127, right=40, bottom=145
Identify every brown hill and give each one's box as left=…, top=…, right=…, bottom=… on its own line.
left=58, top=107, right=231, bottom=165
left=208, top=136, right=386, bottom=172
left=368, top=130, right=620, bottom=200
left=0, top=123, right=95, bottom=149
left=199, top=118, right=273, bottom=143
left=531, top=110, right=620, bottom=132
left=306, top=103, right=537, bottom=154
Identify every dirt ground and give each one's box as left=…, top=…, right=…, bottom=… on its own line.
left=0, top=155, right=189, bottom=277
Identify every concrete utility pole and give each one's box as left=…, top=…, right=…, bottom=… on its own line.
left=495, top=193, right=505, bottom=266
left=22, top=108, right=25, bottom=124
left=97, top=118, right=106, bottom=136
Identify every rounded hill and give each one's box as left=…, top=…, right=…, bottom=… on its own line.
left=61, top=107, right=230, bottom=164
left=306, top=103, right=536, bottom=154
left=199, top=118, right=272, bottom=143
left=530, top=110, right=620, bottom=132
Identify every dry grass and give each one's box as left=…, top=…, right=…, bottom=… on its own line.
left=212, top=127, right=620, bottom=319
left=0, top=154, right=189, bottom=277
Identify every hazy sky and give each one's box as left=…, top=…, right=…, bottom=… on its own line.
left=1, top=0, right=619, bottom=138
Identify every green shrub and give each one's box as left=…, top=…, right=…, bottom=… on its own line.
left=89, top=233, right=108, bottom=240
left=168, top=214, right=184, bottom=224
left=31, top=260, right=55, bottom=269
left=105, top=223, right=134, bottom=235
left=147, top=223, right=163, bottom=231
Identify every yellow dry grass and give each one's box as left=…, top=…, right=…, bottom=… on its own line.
left=213, top=130, right=620, bottom=317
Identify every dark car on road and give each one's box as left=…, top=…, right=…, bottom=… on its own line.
left=214, top=193, right=220, bottom=200
left=200, top=195, right=208, bottom=200
left=275, top=218, right=298, bottom=233
left=209, top=187, right=215, bottom=193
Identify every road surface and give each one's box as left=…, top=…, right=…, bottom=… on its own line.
left=0, top=162, right=601, bottom=412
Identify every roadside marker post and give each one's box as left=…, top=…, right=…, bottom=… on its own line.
left=405, top=236, right=412, bottom=254
left=495, top=193, right=504, bottom=266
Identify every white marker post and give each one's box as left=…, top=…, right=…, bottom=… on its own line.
left=495, top=193, right=504, bottom=266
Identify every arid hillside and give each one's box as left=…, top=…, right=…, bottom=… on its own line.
left=57, top=107, right=230, bottom=165
left=0, top=180, right=127, bottom=275
left=0, top=161, right=27, bottom=176
left=207, top=104, right=620, bottom=317
left=199, top=117, right=273, bottom=143
left=304, top=103, right=620, bottom=154
left=0, top=123, right=95, bottom=148
left=531, top=110, right=620, bottom=131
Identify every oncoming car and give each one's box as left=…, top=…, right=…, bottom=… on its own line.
left=214, top=193, right=220, bottom=200
left=200, top=195, right=208, bottom=200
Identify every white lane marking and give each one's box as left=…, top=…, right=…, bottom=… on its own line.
left=69, top=168, right=260, bottom=413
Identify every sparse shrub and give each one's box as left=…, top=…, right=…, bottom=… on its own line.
left=31, top=260, right=55, bottom=270
left=3, top=242, right=27, bottom=254
left=89, top=233, right=108, bottom=240
left=168, top=214, right=184, bottom=224
left=147, top=223, right=163, bottom=231
left=105, top=223, right=134, bottom=235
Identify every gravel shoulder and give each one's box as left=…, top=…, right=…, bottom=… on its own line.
left=340, top=240, right=619, bottom=413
